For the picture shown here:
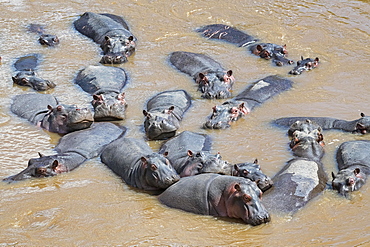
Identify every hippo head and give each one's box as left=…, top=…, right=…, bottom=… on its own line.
left=141, top=153, right=180, bottom=190
left=225, top=180, right=271, bottom=226
left=180, top=151, right=231, bottom=177
left=332, top=167, right=367, bottom=198
left=289, top=56, right=319, bottom=75
left=12, top=71, right=56, bottom=91
left=195, top=70, right=234, bottom=99
left=289, top=129, right=325, bottom=160
left=288, top=119, right=322, bottom=138
left=92, top=92, right=127, bottom=121
left=353, top=113, right=370, bottom=134
left=40, top=104, right=94, bottom=134
left=3, top=153, right=66, bottom=182
left=143, top=106, right=180, bottom=140
left=233, top=159, right=273, bottom=192
left=272, top=52, right=294, bottom=66
left=38, top=34, right=59, bottom=46
left=250, top=43, right=291, bottom=64
left=100, top=35, right=135, bottom=64
left=203, top=101, right=250, bottom=129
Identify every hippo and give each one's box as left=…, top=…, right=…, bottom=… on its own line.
left=10, top=93, right=93, bottom=134
left=273, top=113, right=370, bottom=134
left=332, top=140, right=370, bottom=198
left=3, top=122, right=126, bottom=182
left=158, top=173, right=270, bottom=226
left=73, top=12, right=136, bottom=64
left=289, top=56, right=319, bottom=75
left=28, top=24, right=59, bottom=46
left=289, top=129, right=325, bottom=161
left=12, top=54, right=56, bottom=91
left=101, top=137, right=180, bottom=191
left=74, top=65, right=128, bottom=121
left=169, top=51, right=235, bottom=99
left=143, top=90, right=191, bottom=140
left=286, top=119, right=323, bottom=138
left=204, top=75, right=293, bottom=129
left=196, top=24, right=293, bottom=66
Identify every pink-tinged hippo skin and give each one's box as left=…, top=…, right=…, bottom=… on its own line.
left=169, top=51, right=235, bottom=99
left=332, top=140, right=370, bottom=198
left=100, top=137, right=180, bottom=191
left=73, top=12, right=136, bottom=64
left=10, top=93, right=93, bottom=134
left=143, top=90, right=191, bottom=140
left=3, top=122, right=126, bottom=182
left=158, top=173, right=270, bottom=226
left=74, top=65, right=128, bottom=121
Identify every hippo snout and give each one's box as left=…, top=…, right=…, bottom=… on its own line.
left=100, top=53, right=128, bottom=64
left=165, top=174, right=180, bottom=185
left=247, top=212, right=271, bottom=226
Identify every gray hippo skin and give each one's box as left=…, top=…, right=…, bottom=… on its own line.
left=204, top=75, right=293, bottom=129
left=158, top=173, right=270, bottom=226
left=289, top=128, right=325, bottom=161
left=74, top=65, right=128, bottom=121
left=12, top=54, right=56, bottom=91
left=289, top=56, right=319, bottom=75
left=28, top=24, right=59, bottom=46
left=3, top=122, right=126, bottom=182
left=101, top=137, right=180, bottom=191
left=169, top=51, right=235, bottom=99
left=143, top=90, right=191, bottom=140
left=11, top=93, right=94, bottom=134
left=73, top=12, right=136, bottom=64
left=197, top=24, right=293, bottom=66
left=332, top=140, right=370, bottom=198
left=273, top=113, right=370, bottom=134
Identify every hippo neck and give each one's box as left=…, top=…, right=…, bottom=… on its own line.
left=331, top=119, right=359, bottom=132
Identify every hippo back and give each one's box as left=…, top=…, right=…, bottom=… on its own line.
left=336, top=141, right=370, bottom=171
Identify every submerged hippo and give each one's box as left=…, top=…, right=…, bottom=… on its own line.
left=204, top=75, right=293, bottom=129
left=289, top=128, right=325, bottom=161
left=332, top=140, right=370, bottom=198
left=169, top=51, right=235, bottom=99
left=11, top=93, right=93, bottom=134
left=74, top=65, right=128, bottom=121
left=273, top=113, right=370, bottom=134
left=101, top=137, right=180, bottom=191
left=289, top=56, right=319, bottom=75
left=28, top=24, right=59, bottom=47
left=143, top=90, right=191, bottom=140
left=158, top=173, right=270, bottom=226
left=73, top=12, right=136, bottom=64
left=196, top=24, right=293, bottom=66
left=3, top=122, right=126, bottom=182
left=12, top=54, right=56, bottom=91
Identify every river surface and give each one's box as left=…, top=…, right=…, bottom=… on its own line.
left=0, top=0, right=370, bottom=246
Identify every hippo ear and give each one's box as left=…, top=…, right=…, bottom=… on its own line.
left=47, top=105, right=53, bottom=111
left=253, top=158, right=258, bottom=164
left=93, top=94, right=103, bottom=101
left=256, top=44, right=263, bottom=52
left=233, top=164, right=240, bottom=172
left=314, top=57, right=319, bottom=62
left=361, top=112, right=366, bottom=118
left=140, top=157, right=148, bottom=165
left=51, top=160, right=59, bottom=171
left=167, top=106, right=175, bottom=113
left=187, top=150, right=194, bottom=157
left=301, top=56, right=304, bottom=60
left=38, top=152, right=45, bottom=158
left=163, top=151, right=169, bottom=157
left=226, top=70, right=233, bottom=76
left=234, top=183, right=241, bottom=192
left=238, top=103, right=249, bottom=115
left=117, top=92, right=126, bottom=100
left=331, top=172, right=336, bottom=180
left=128, top=36, right=134, bottom=41
left=354, top=168, right=361, bottom=175
left=143, top=110, right=150, bottom=118
left=199, top=73, right=205, bottom=80
left=12, top=77, right=16, bottom=83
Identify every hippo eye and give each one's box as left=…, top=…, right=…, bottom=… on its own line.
left=243, top=194, right=252, bottom=203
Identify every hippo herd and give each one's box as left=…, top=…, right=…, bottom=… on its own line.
left=4, top=11, right=369, bottom=227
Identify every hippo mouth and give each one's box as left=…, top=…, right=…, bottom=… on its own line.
left=244, top=205, right=271, bottom=226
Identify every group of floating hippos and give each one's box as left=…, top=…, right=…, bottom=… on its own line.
left=4, top=11, right=370, bottom=226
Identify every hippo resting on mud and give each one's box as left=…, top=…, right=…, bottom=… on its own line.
left=332, top=140, right=370, bottom=198
left=28, top=24, right=59, bottom=47
left=204, top=75, right=293, bottom=129
left=159, top=131, right=273, bottom=192
left=3, top=122, right=126, bottom=182
left=196, top=24, right=293, bottom=66
left=12, top=54, right=56, bottom=91
left=101, top=137, right=180, bottom=191
left=74, top=65, right=128, bottom=121
left=158, top=173, right=271, bottom=226
left=169, top=51, right=235, bottom=99
left=74, top=12, right=136, bottom=64
left=273, top=113, right=370, bottom=135
left=11, top=93, right=93, bottom=134
left=143, top=90, right=191, bottom=140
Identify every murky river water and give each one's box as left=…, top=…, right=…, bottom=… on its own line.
left=1, top=0, right=370, bottom=246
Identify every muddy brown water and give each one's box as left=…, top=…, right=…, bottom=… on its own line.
left=0, top=0, right=370, bottom=246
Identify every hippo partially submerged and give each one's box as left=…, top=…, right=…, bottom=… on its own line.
left=74, top=65, right=128, bottom=121
left=12, top=54, right=56, bottom=91
left=3, top=122, right=126, bottom=182
left=73, top=12, right=136, bottom=64
left=169, top=51, right=235, bottom=99
left=101, top=137, right=180, bottom=191
left=332, top=140, right=370, bottom=198
left=11, top=93, right=93, bottom=134
left=158, top=173, right=270, bottom=226
left=143, top=90, right=191, bottom=140
left=289, top=56, right=319, bottom=75
left=204, top=75, right=293, bottom=129
left=28, top=24, right=59, bottom=47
